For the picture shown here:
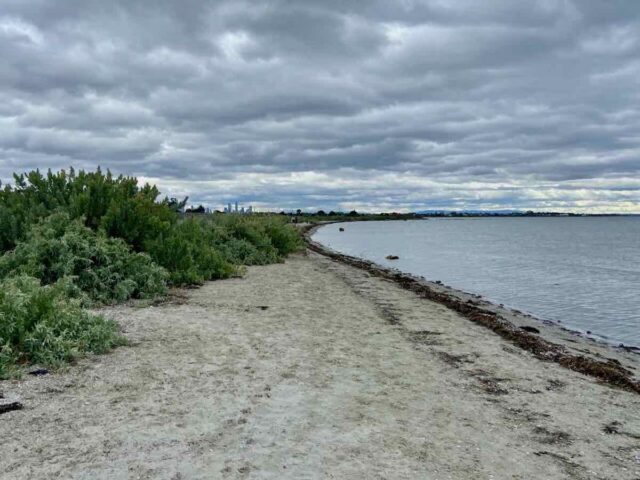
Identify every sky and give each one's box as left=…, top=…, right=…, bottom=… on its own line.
left=1, top=1, right=639, bottom=213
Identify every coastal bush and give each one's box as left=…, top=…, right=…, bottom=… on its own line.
left=215, top=236, right=279, bottom=265
left=100, top=188, right=176, bottom=251
left=262, top=219, right=303, bottom=256
left=0, top=167, right=304, bottom=376
left=0, top=168, right=178, bottom=253
left=0, top=213, right=168, bottom=304
left=0, top=276, right=125, bottom=378
left=207, top=218, right=279, bottom=265
left=0, top=167, right=303, bottom=272
left=212, top=215, right=302, bottom=263
left=144, top=218, right=237, bottom=285
left=145, top=216, right=302, bottom=283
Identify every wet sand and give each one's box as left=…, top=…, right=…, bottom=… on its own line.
left=1, top=252, right=639, bottom=479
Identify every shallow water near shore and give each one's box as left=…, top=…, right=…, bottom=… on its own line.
left=313, top=217, right=640, bottom=347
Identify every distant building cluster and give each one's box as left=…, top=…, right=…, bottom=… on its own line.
left=224, top=201, right=253, bottom=215
left=184, top=205, right=211, bottom=214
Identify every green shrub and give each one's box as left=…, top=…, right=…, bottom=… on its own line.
left=200, top=221, right=277, bottom=265
left=0, top=276, right=126, bottom=378
left=0, top=213, right=168, bottom=304
left=210, top=215, right=302, bottom=263
left=263, top=219, right=303, bottom=256
left=216, top=236, right=279, bottom=265
left=100, top=190, right=176, bottom=252
left=0, top=167, right=303, bottom=291
left=145, top=218, right=237, bottom=285
left=0, top=167, right=304, bottom=377
left=0, top=167, right=178, bottom=253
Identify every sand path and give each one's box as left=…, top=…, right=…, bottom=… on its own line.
left=1, top=252, right=639, bottom=479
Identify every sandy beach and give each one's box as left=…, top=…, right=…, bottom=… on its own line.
left=1, top=250, right=640, bottom=479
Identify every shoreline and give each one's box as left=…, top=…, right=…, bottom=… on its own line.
left=308, top=219, right=640, bottom=350
left=304, top=222, right=640, bottom=394
left=2, top=252, right=640, bottom=477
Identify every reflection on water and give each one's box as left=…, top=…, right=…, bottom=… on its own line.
left=313, top=217, right=640, bottom=346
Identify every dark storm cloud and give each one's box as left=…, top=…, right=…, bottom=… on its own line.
left=1, top=0, right=639, bottom=212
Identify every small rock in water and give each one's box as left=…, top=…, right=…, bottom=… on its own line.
left=28, top=368, right=49, bottom=376
left=520, top=326, right=540, bottom=334
left=339, top=227, right=345, bottom=232
left=385, top=255, right=399, bottom=260
left=602, top=421, right=621, bottom=434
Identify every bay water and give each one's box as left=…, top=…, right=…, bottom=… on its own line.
left=313, top=217, right=640, bottom=347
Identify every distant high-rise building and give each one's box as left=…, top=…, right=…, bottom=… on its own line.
left=223, top=202, right=253, bottom=214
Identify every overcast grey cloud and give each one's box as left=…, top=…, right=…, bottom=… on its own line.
left=1, top=0, right=639, bottom=212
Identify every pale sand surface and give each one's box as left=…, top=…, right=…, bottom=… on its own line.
left=1, top=252, right=639, bottom=479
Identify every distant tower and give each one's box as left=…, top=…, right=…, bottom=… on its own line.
left=235, top=201, right=238, bottom=213
left=228, top=203, right=232, bottom=213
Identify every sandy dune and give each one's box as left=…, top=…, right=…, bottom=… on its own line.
left=1, top=252, right=639, bottom=479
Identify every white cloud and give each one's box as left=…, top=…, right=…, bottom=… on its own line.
left=0, top=1, right=638, bottom=212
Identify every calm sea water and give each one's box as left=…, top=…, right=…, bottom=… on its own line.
left=313, top=217, right=640, bottom=347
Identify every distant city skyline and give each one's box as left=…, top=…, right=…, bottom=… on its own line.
left=1, top=2, right=639, bottom=213
left=223, top=202, right=253, bottom=214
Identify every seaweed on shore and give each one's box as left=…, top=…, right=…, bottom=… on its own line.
left=303, top=225, right=640, bottom=395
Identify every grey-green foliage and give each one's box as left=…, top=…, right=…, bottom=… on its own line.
left=0, top=213, right=168, bottom=305
left=207, top=215, right=302, bottom=265
left=0, top=167, right=304, bottom=376
left=0, top=276, right=126, bottom=379
left=144, top=217, right=239, bottom=285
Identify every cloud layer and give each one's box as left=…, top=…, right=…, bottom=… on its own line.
left=1, top=0, right=639, bottom=212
